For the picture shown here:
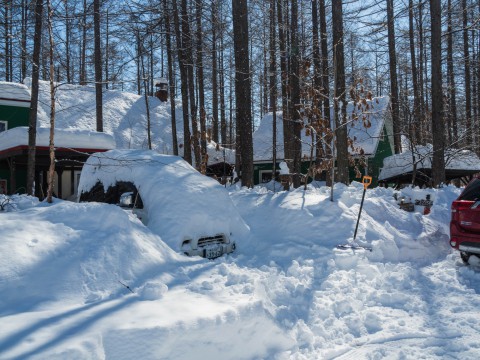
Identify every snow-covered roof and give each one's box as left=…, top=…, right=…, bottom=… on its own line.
left=379, top=144, right=480, bottom=180
left=78, top=149, right=249, bottom=250
left=0, top=126, right=115, bottom=152
left=0, top=81, right=31, bottom=107
left=22, top=79, right=231, bottom=165
left=253, top=96, right=390, bottom=161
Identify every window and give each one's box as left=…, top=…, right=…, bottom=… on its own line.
left=459, top=178, right=480, bottom=201
left=0, top=121, right=7, bottom=132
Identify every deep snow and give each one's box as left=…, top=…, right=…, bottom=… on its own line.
left=2, top=183, right=480, bottom=359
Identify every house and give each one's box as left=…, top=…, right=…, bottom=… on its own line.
left=0, top=81, right=115, bottom=199
left=252, top=97, right=394, bottom=186
left=378, top=143, right=480, bottom=187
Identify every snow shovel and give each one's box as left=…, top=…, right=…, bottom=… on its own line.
left=336, top=176, right=373, bottom=251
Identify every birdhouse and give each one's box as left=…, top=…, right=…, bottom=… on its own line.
left=155, top=78, right=168, bottom=102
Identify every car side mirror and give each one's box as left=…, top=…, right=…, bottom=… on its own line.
left=119, top=192, right=134, bottom=208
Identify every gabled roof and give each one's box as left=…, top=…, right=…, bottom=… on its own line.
left=253, top=96, right=390, bottom=161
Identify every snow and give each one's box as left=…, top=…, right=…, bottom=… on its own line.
left=21, top=78, right=234, bottom=165
left=3, top=182, right=480, bottom=359
left=0, top=81, right=31, bottom=104
left=0, top=127, right=115, bottom=151
left=379, top=143, right=480, bottom=181
left=77, top=149, right=249, bottom=251
left=253, top=97, right=390, bottom=161
left=2, top=82, right=480, bottom=359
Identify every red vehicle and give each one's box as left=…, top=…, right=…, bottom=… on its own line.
left=450, top=176, right=480, bottom=264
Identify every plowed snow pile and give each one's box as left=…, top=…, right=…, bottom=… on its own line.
left=2, top=183, right=480, bottom=360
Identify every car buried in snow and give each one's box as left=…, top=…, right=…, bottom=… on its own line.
left=450, top=175, right=480, bottom=264
left=77, top=149, right=248, bottom=259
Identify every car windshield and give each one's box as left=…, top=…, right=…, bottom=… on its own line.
left=459, top=178, right=480, bottom=201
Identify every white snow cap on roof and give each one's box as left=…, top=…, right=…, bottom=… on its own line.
left=379, top=144, right=480, bottom=180
left=0, top=127, right=115, bottom=151
left=0, top=81, right=31, bottom=103
left=253, top=96, right=390, bottom=161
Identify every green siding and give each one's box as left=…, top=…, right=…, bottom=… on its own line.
left=0, top=104, right=30, bottom=129
left=0, top=168, right=27, bottom=194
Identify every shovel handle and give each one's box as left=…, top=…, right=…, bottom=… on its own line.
left=362, top=176, right=372, bottom=190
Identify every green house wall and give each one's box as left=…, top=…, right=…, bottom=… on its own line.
left=0, top=104, right=30, bottom=129
left=0, top=103, right=31, bottom=194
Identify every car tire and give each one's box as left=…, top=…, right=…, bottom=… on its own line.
left=461, top=251, right=471, bottom=265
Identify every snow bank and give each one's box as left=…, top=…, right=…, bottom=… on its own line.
left=0, top=199, right=183, bottom=311
left=231, top=181, right=460, bottom=265
left=78, top=149, right=249, bottom=250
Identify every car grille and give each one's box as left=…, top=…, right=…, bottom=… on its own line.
left=198, top=234, right=226, bottom=247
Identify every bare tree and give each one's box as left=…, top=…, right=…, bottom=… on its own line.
left=232, top=0, right=254, bottom=187
left=430, top=0, right=445, bottom=186
left=387, top=0, right=401, bottom=153
left=332, top=0, right=349, bottom=185
left=94, top=0, right=103, bottom=132
left=46, top=0, right=56, bottom=203
left=26, top=0, right=44, bottom=196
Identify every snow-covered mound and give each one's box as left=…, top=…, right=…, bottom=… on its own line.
left=78, top=149, right=249, bottom=250
left=0, top=198, right=183, bottom=311
left=232, top=182, right=458, bottom=265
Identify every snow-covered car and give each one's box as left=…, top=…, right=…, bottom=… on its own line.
left=450, top=176, right=480, bottom=264
left=78, top=149, right=249, bottom=259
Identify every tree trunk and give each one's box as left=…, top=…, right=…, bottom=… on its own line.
left=163, top=0, right=178, bottom=155
left=64, top=0, right=71, bottom=83
left=319, top=0, right=332, bottom=184
left=270, top=0, right=277, bottom=189
left=181, top=0, right=201, bottom=168
left=27, top=0, right=44, bottom=197
left=409, top=0, right=421, bottom=144
left=447, top=0, right=458, bottom=145
left=332, top=0, right=349, bottom=185
left=196, top=0, right=207, bottom=159
left=172, top=0, right=192, bottom=164
left=290, top=0, right=302, bottom=188
left=387, top=0, right=401, bottom=153
left=80, top=0, right=87, bottom=85
left=232, top=0, right=254, bottom=188
left=211, top=1, right=219, bottom=143
left=277, top=0, right=290, bottom=178
left=463, top=0, right=472, bottom=147
left=94, top=0, right=103, bottom=132
left=430, top=0, right=445, bottom=186
left=21, top=0, right=28, bottom=82
left=46, top=0, right=56, bottom=203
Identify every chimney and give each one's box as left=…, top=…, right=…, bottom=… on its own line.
left=155, top=78, right=168, bottom=102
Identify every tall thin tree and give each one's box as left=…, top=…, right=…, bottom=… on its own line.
left=332, top=0, right=349, bottom=184
left=94, top=0, right=103, bottom=132
left=26, top=0, right=44, bottom=196
left=430, top=0, right=445, bottom=186
left=232, top=0, right=254, bottom=187
left=387, top=0, right=401, bottom=153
